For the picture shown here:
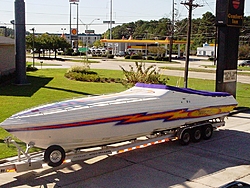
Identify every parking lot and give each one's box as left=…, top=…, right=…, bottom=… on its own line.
left=0, top=110, right=249, bottom=188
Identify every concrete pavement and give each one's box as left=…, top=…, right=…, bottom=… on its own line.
left=0, top=110, right=249, bottom=187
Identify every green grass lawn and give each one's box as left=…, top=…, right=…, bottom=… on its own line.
left=0, top=68, right=249, bottom=159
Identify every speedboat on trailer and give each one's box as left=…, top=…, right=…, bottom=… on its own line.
left=0, top=83, right=237, bottom=166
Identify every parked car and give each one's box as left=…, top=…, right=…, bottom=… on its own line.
left=219, top=181, right=250, bottom=188
left=239, top=60, right=250, bottom=67
left=115, top=51, right=126, bottom=57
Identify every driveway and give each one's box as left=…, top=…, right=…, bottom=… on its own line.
left=0, top=111, right=249, bottom=187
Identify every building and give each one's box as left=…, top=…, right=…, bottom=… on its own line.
left=62, top=33, right=102, bottom=46
left=197, top=43, right=216, bottom=57
left=0, top=36, right=15, bottom=77
left=33, top=33, right=102, bottom=47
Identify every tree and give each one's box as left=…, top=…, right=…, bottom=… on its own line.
left=106, top=12, right=250, bottom=52
left=93, top=40, right=103, bottom=48
left=26, top=33, right=71, bottom=58
left=148, top=46, right=166, bottom=57
left=191, top=12, right=216, bottom=49
left=239, top=45, right=250, bottom=59
left=104, top=19, right=172, bottom=40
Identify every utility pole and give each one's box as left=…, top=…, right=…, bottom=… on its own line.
left=181, top=0, right=202, bottom=88
left=110, top=0, right=114, bottom=54
left=169, top=0, right=175, bottom=62
left=110, top=0, right=113, bottom=40
left=30, top=28, right=35, bottom=67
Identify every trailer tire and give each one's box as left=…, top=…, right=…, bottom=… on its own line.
left=44, top=145, right=65, bottom=167
left=202, top=124, right=213, bottom=140
left=192, top=128, right=202, bottom=142
left=179, top=129, right=191, bottom=145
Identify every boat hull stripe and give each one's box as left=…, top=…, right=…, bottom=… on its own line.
left=6, top=105, right=236, bottom=132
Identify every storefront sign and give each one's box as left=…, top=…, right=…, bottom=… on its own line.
left=227, top=0, right=244, bottom=27
left=224, top=70, right=237, bottom=82
left=71, top=28, right=77, bottom=36
left=216, top=0, right=245, bottom=27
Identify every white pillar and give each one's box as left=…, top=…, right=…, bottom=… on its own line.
left=178, top=44, right=181, bottom=58
left=165, top=44, right=168, bottom=57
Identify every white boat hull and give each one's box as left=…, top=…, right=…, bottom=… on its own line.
left=1, top=83, right=237, bottom=151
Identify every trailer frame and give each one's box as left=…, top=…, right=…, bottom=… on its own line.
left=0, top=117, right=226, bottom=174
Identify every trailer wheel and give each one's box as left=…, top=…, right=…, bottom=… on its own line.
left=192, top=128, right=202, bottom=142
left=44, top=145, right=65, bottom=167
left=202, top=124, right=213, bottom=140
left=179, top=129, right=191, bottom=145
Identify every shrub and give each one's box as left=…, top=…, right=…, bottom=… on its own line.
left=68, top=66, right=91, bottom=73
left=107, top=54, right=114, bottom=59
left=26, top=65, right=38, bottom=72
left=147, top=56, right=154, bottom=60
left=72, top=52, right=80, bottom=56
left=154, top=56, right=162, bottom=61
left=65, top=70, right=99, bottom=82
left=162, top=57, right=169, bottom=61
left=65, top=66, right=123, bottom=83
left=130, top=55, right=142, bottom=60
left=125, top=55, right=130, bottom=59
left=80, top=52, right=86, bottom=56
left=239, top=45, right=250, bottom=59
left=120, top=62, right=168, bottom=87
left=65, top=48, right=74, bottom=55
left=65, top=65, right=99, bottom=82
left=208, top=57, right=215, bottom=61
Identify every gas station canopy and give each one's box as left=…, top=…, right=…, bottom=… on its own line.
left=100, top=39, right=189, bottom=45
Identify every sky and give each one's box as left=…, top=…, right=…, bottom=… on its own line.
left=0, top=0, right=249, bottom=35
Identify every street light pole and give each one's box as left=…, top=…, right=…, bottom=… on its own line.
left=145, top=30, right=148, bottom=58
left=86, top=24, right=89, bottom=62
left=30, top=27, right=35, bottom=67
left=77, top=18, right=100, bottom=62
left=10, top=20, right=15, bottom=37
left=110, top=0, right=113, bottom=40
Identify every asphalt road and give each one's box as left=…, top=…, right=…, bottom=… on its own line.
left=29, top=57, right=250, bottom=84
left=0, top=111, right=249, bottom=188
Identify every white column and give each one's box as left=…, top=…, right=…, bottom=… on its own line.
left=165, top=44, right=168, bottom=57
left=178, top=44, right=181, bottom=58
